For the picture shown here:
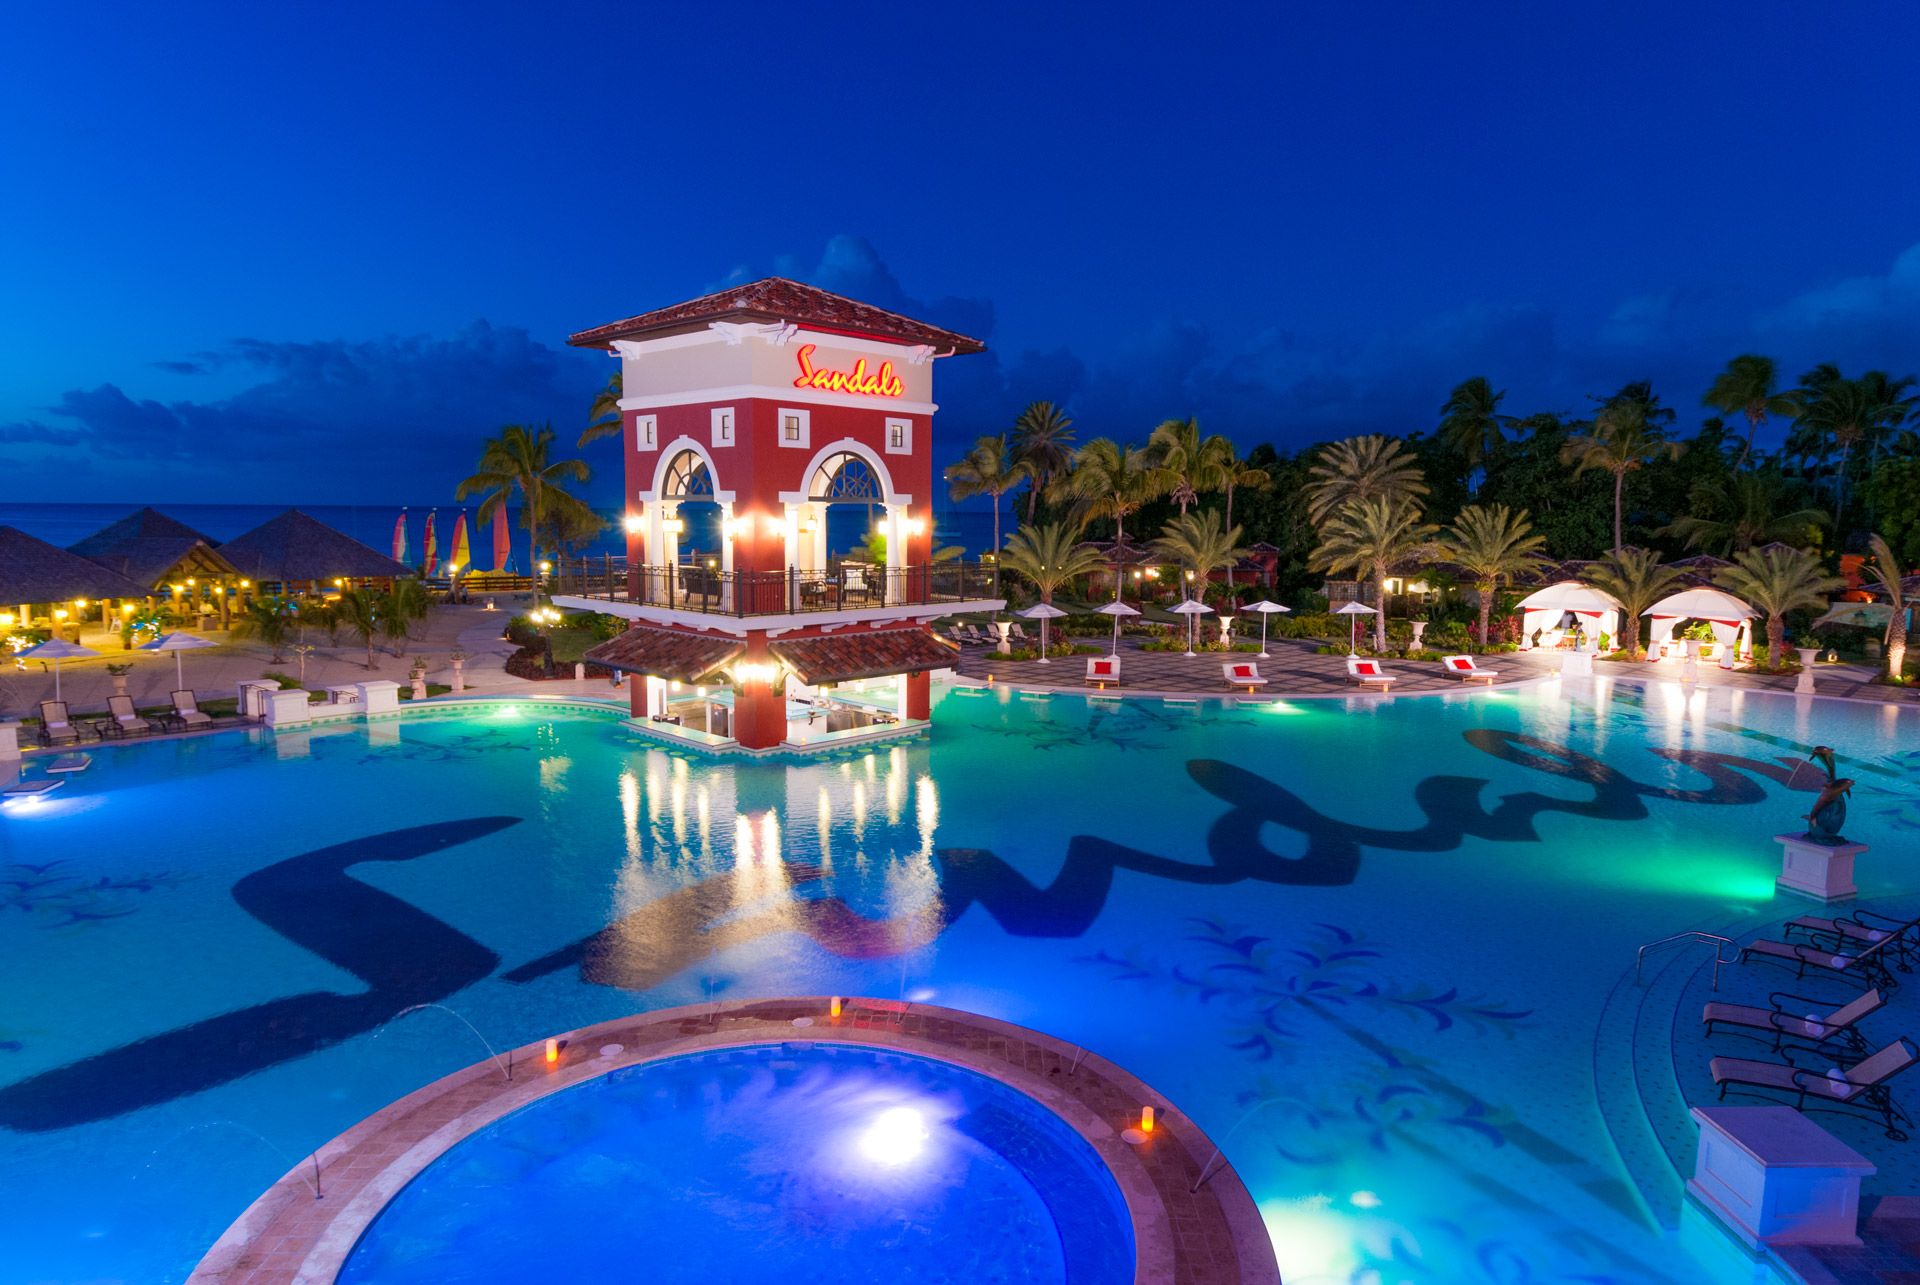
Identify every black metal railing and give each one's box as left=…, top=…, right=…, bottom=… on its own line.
left=551, top=555, right=1002, bottom=617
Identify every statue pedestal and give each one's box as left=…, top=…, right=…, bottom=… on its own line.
left=1689, top=1106, right=1874, bottom=1248
left=1775, top=833, right=1864, bottom=903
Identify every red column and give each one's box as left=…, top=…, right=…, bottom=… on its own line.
left=629, top=675, right=646, bottom=719
left=732, top=635, right=786, bottom=749
left=905, top=670, right=931, bottom=720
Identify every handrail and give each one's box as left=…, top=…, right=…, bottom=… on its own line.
left=1636, top=930, right=1736, bottom=991
left=548, top=556, right=1003, bottom=617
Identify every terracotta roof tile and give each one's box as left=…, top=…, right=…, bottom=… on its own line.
left=583, top=625, right=744, bottom=683
left=769, top=628, right=958, bottom=686
left=569, top=277, right=985, bottom=355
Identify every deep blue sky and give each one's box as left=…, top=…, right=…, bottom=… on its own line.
left=3, top=1, right=1917, bottom=506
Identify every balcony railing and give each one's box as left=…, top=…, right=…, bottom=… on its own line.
left=550, top=556, right=1002, bottom=617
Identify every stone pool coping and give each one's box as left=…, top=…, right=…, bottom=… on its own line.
left=188, top=997, right=1281, bottom=1285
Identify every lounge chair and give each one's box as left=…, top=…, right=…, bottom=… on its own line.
left=1787, top=911, right=1920, bottom=970
left=946, top=625, right=970, bottom=645
left=107, top=694, right=151, bottom=736
left=1710, top=1037, right=1918, bottom=1139
left=1223, top=661, right=1268, bottom=691
left=36, top=700, right=81, bottom=747
left=1740, top=930, right=1901, bottom=991
left=1703, top=988, right=1884, bottom=1055
left=171, top=689, right=213, bottom=728
left=1442, top=655, right=1497, bottom=684
left=1009, top=622, right=1031, bottom=642
left=962, top=624, right=991, bottom=645
left=1086, top=656, right=1121, bottom=688
left=1345, top=657, right=1397, bottom=690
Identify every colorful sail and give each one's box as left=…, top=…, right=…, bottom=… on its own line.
left=491, top=505, right=511, bottom=571
left=391, top=510, right=408, bottom=564
left=423, top=510, right=439, bottom=579
left=449, top=511, right=471, bottom=574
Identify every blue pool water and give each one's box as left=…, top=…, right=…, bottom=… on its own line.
left=3, top=680, right=1919, bottom=1282
left=336, top=1043, right=1134, bottom=1283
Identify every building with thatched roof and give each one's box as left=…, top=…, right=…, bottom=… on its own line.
left=69, top=507, right=238, bottom=592
left=0, top=525, right=148, bottom=616
left=217, top=509, right=410, bottom=588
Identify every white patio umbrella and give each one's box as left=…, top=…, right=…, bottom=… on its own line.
left=1016, top=602, right=1069, bottom=663
left=1169, top=598, right=1215, bottom=657
left=1243, top=600, right=1290, bottom=659
left=1333, top=601, right=1377, bottom=654
left=142, top=632, right=219, bottom=688
left=1095, top=601, right=1140, bottom=654
left=22, top=637, right=99, bottom=701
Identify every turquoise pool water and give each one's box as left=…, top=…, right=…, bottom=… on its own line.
left=337, top=1043, right=1134, bottom=1283
left=3, top=681, right=1918, bottom=1282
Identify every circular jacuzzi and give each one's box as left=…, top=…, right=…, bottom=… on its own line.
left=336, top=1042, right=1136, bottom=1283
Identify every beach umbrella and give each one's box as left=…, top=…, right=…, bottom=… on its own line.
left=449, top=511, right=471, bottom=576
left=492, top=505, right=512, bottom=572
left=1169, top=598, right=1215, bottom=657
left=423, top=510, right=439, bottom=579
left=1016, top=602, right=1069, bottom=663
left=1333, top=601, right=1377, bottom=654
left=391, top=510, right=408, bottom=565
left=141, top=631, right=218, bottom=688
left=1811, top=602, right=1893, bottom=631
left=1095, top=601, right=1140, bottom=654
left=23, top=637, right=99, bottom=701
left=1243, top=600, right=1291, bottom=659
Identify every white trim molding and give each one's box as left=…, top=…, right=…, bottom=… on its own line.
left=633, top=413, right=658, bottom=453
left=619, top=385, right=937, bottom=416
left=646, top=436, right=737, bottom=505
left=710, top=406, right=736, bottom=448
left=778, top=437, right=911, bottom=507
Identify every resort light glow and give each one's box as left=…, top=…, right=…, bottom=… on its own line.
left=622, top=514, right=644, bottom=534
left=859, top=1106, right=928, bottom=1165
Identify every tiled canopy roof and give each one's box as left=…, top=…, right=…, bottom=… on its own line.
left=583, top=625, right=744, bottom=683
left=70, top=507, right=235, bottom=590
left=568, top=277, right=986, bottom=355
left=218, top=510, right=409, bottom=583
left=769, top=628, right=957, bottom=685
left=0, top=526, right=148, bottom=604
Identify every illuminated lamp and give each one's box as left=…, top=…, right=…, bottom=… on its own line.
left=170, top=584, right=184, bottom=594
left=662, top=518, right=686, bottom=536
left=186, top=579, right=196, bottom=587
left=74, top=599, right=87, bottom=609
left=830, top=996, right=842, bottom=1018
left=118, top=604, right=134, bottom=615
left=538, top=560, right=552, bottom=573
left=764, top=515, right=788, bottom=537
left=798, top=516, right=818, bottom=533
left=239, top=579, right=251, bottom=588
left=333, top=578, right=344, bottom=588
left=53, top=609, right=67, bottom=621
left=907, top=518, right=926, bottom=537
left=622, top=513, right=645, bottom=534
left=0, top=613, right=13, bottom=629
left=544, top=1038, right=559, bottom=1065
left=1139, top=1106, right=1155, bottom=1134
left=705, top=559, right=716, bottom=570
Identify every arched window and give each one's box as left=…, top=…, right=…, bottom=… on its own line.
left=661, top=450, right=715, bottom=500
left=808, top=452, right=883, bottom=502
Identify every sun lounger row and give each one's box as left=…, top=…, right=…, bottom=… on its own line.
left=34, top=692, right=213, bottom=745
left=946, top=622, right=1033, bottom=646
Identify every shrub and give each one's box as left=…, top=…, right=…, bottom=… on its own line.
left=504, top=614, right=542, bottom=648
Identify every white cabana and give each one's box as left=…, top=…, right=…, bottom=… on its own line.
left=1643, top=587, right=1758, bottom=665
left=1514, top=581, right=1623, bottom=651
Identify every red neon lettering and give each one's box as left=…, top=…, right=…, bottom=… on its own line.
left=792, top=344, right=904, bottom=398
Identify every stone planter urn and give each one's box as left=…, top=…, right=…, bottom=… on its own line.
left=450, top=653, right=466, bottom=694
left=1795, top=648, right=1820, bottom=694
left=409, top=665, right=428, bottom=700
left=108, top=668, right=132, bottom=697
left=1685, top=638, right=1703, bottom=660
left=1409, top=621, right=1428, bottom=651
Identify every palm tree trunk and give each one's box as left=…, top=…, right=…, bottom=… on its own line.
left=1223, top=485, right=1235, bottom=588
left=1612, top=470, right=1624, bottom=554
left=1478, top=583, right=1493, bottom=648
left=1027, top=478, right=1039, bottom=523
left=1373, top=562, right=1388, bottom=651
left=1833, top=440, right=1854, bottom=526
left=1737, top=410, right=1760, bottom=470
left=1767, top=615, right=1785, bottom=666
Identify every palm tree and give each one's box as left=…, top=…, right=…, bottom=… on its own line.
left=577, top=369, right=624, bottom=448
left=1560, top=400, right=1683, bottom=553
left=335, top=587, right=383, bottom=670
left=1858, top=371, right=1918, bottom=464
left=1703, top=355, right=1797, bottom=469
left=1438, top=504, right=1547, bottom=647
left=1149, top=509, right=1247, bottom=594
left=381, top=579, right=432, bottom=656
left=232, top=595, right=296, bottom=663
left=1585, top=547, right=1682, bottom=659
left=1305, top=435, right=1429, bottom=527
left=1058, top=438, right=1165, bottom=542
left=1213, top=436, right=1271, bottom=586
left=1308, top=496, right=1439, bottom=651
left=1658, top=471, right=1829, bottom=554
left=944, top=434, right=1029, bottom=569
left=1794, top=375, right=1881, bottom=524
left=1438, top=377, right=1511, bottom=475
left=1011, top=401, right=1077, bottom=521
left=1865, top=533, right=1908, bottom=681
left=1717, top=545, right=1843, bottom=667
left=456, top=424, right=594, bottom=606
left=999, top=521, right=1105, bottom=605
left=1145, top=417, right=1226, bottom=514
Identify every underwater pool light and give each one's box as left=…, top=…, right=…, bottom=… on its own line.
left=860, top=1106, right=928, bottom=1165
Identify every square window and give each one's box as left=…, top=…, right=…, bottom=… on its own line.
left=635, top=414, right=658, bottom=452
left=710, top=407, right=735, bottom=447
left=777, top=407, right=810, bottom=449
left=884, top=417, right=913, bottom=455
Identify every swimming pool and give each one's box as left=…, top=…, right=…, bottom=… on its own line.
left=335, top=1042, right=1135, bottom=1283
left=3, top=681, right=1916, bottom=1282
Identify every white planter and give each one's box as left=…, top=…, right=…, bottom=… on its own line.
left=1795, top=649, right=1820, bottom=695
left=1775, top=833, right=1864, bottom=902
left=1689, top=1106, right=1873, bottom=1248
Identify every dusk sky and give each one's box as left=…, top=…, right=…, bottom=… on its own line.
left=4, top=2, right=1918, bottom=506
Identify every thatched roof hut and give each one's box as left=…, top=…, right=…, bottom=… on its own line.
left=69, top=506, right=238, bottom=591
left=218, top=509, right=410, bottom=585
left=0, top=526, right=148, bottom=606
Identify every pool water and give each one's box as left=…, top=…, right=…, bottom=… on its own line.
left=3, top=681, right=1918, bottom=1282
left=336, top=1043, right=1134, bottom=1284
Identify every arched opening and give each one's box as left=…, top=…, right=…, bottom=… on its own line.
left=808, top=451, right=887, bottom=566
left=659, top=448, right=723, bottom=564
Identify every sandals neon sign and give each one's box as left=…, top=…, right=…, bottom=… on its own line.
left=793, top=344, right=904, bottom=398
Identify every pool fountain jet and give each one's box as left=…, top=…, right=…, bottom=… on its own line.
left=381, top=1004, right=515, bottom=1081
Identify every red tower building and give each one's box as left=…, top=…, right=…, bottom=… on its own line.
left=561, top=278, right=1003, bottom=753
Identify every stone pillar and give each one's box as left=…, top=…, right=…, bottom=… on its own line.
left=733, top=677, right=786, bottom=749
left=629, top=676, right=646, bottom=719
left=904, top=670, right=931, bottom=721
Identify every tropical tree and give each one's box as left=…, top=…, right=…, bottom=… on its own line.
left=577, top=369, right=624, bottom=447
left=1213, top=436, right=1272, bottom=585
left=1716, top=545, right=1843, bottom=667
left=1864, top=533, right=1909, bottom=681
left=1703, top=355, right=1797, bottom=469
left=1438, top=504, right=1547, bottom=647
left=456, top=424, right=595, bottom=606
left=999, top=522, right=1105, bottom=605
left=1657, top=470, right=1829, bottom=555
left=335, top=587, right=383, bottom=670
left=232, top=595, right=297, bottom=663
left=1145, top=417, right=1226, bottom=514
left=944, top=434, right=1029, bottom=565
left=1438, top=377, right=1512, bottom=475
left=1308, top=496, right=1439, bottom=651
left=1058, top=438, right=1165, bottom=542
left=1584, top=547, right=1682, bottom=659
left=1011, top=401, right=1077, bottom=521
left=381, top=579, right=432, bottom=656
left=1305, top=435, right=1429, bottom=527
left=1149, top=509, right=1247, bottom=595
left=1560, top=400, right=1683, bottom=553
